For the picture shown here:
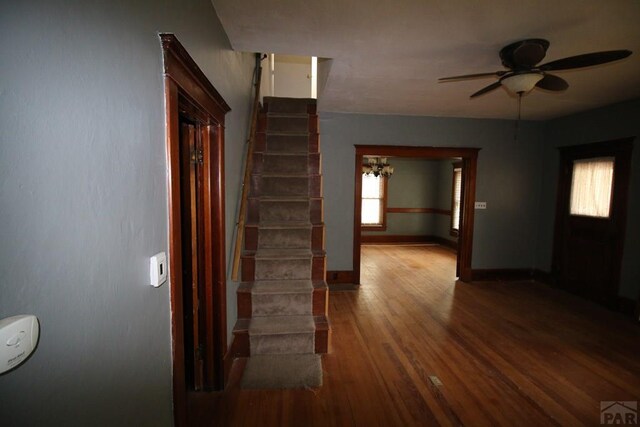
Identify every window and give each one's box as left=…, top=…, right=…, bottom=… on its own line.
left=361, top=174, right=386, bottom=229
left=450, top=165, right=462, bottom=235
left=570, top=157, right=614, bottom=218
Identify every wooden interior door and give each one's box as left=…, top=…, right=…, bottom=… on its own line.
left=162, top=34, right=230, bottom=425
left=179, top=120, right=207, bottom=391
left=552, top=138, right=633, bottom=307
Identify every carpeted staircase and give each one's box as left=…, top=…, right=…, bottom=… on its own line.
left=233, top=97, right=330, bottom=389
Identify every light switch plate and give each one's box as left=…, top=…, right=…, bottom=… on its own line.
left=475, top=202, right=487, bottom=209
left=150, top=252, right=167, bottom=287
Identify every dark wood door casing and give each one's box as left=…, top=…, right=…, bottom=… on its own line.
left=162, top=34, right=230, bottom=427
left=551, top=138, right=634, bottom=307
left=353, top=145, right=479, bottom=284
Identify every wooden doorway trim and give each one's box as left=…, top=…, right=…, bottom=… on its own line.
left=354, top=145, right=480, bottom=284
left=161, top=34, right=230, bottom=426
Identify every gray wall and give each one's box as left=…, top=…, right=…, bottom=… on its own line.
left=536, top=98, right=640, bottom=300
left=362, top=158, right=456, bottom=237
left=0, top=1, right=254, bottom=426
left=321, top=112, right=546, bottom=272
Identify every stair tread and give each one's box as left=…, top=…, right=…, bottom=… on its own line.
left=263, top=151, right=309, bottom=156
left=250, top=280, right=314, bottom=294
left=264, top=131, right=312, bottom=137
left=251, top=196, right=314, bottom=201
left=264, top=96, right=316, bottom=103
left=240, top=280, right=326, bottom=292
left=265, top=112, right=310, bottom=118
left=260, top=171, right=310, bottom=177
left=249, top=221, right=312, bottom=228
left=249, top=315, right=315, bottom=335
left=259, top=173, right=313, bottom=178
left=262, top=152, right=309, bottom=155
left=247, top=248, right=325, bottom=257
left=254, top=248, right=312, bottom=259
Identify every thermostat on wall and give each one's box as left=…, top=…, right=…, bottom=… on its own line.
left=150, top=252, right=167, bottom=288
left=0, top=315, right=40, bottom=375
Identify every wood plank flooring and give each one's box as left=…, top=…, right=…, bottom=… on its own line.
left=190, top=244, right=640, bottom=426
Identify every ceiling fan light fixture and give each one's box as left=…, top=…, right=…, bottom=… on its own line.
left=500, top=72, right=544, bottom=94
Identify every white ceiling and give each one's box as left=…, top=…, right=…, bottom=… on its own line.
left=212, top=0, right=640, bottom=120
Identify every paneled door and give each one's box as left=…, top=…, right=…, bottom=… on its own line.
left=552, top=138, right=633, bottom=307
left=179, top=120, right=207, bottom=391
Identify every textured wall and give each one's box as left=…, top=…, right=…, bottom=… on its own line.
left=320, top=112, right=545, bottom=272
left=537, top=98, right=640, bottom=299
left=0, top=1, right=254, bottom=425
left=274, top=55, right=312, bottom=98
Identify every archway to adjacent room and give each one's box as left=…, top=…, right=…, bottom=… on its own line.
left=353, top=145, right=480, bottom=285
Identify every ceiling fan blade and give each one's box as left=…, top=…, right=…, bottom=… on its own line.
left=513, top=40, right=548, bottom=67
left=470, top=81, right=502, bottom=98
left=500, top=38, right=549, bottom=69
left=539, top=50, right=632, bottom=71
left=536, top=74, right=568, bottom=91
left=439, top=71, right=506, bottom=82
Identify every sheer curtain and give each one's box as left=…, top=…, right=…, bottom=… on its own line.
left=570, top=157, right=614, bottom=218
left=452, top=168, right=462, bottom=230
left=362, top=174, right=382, bottom=225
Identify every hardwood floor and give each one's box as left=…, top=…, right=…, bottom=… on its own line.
left=191, top=244, right=640, bottom=426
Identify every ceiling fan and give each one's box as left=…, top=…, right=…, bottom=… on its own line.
left=439, top=39, right=632, bottom=98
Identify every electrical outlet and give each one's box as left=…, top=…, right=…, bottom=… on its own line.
left=475, top=202, right=487, bottom=209
left=429, top=375, right=443, bottom=387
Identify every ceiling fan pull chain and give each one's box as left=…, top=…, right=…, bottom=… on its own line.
left=514, top=93, right=522, bottom=143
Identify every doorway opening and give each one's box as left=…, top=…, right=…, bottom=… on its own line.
left=162, top=34, right=230, bottom=426
left=353, top=145, right=480, bottom=285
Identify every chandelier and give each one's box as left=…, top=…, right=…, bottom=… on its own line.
left=362, top=157, right=394, bottom=177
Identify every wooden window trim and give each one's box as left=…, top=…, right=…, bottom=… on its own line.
left=361, top=175, right=388, bottom=231
left=450, top=162, right=463, bottom=237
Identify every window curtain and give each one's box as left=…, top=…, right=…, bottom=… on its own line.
left=570, top=157, right=614, bottom=218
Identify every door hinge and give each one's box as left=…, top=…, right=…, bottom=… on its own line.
left=196, top=344, right=205, bottom=360
left=191, top=149, right=204, bottom=165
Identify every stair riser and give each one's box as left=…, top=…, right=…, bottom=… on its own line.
left=267, top=116, right=308, bottom=133
left=255, top=258, right=311, bottom=281
left=264, top=134, right=311, bottom=153
left=264, top=97, right=317, bottom=115
left=261, top=154, right=309, bottom=175
left=247, top=198, right=320, bottom=224
left=255, top=132, right=319, bottom=153
left=258, top=228, right=311, bottom=249
left=237, top=286, right=328, bottom=318
left=250, top=175, right=321, bottom=198
left=252, top=153, right=320, bottom=176
left=252, top=293, right=312, bottom=317
left=260, top=200, right=310, bottom=222
left=261, top=176, right=309, bottom=197
left=257, top=114, right=319, bottom=134
left=232, top=315, right=328, bottom=356
left=250, top=333, right=315, bottom=355
left=312, top=226, right=325, bottom=250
